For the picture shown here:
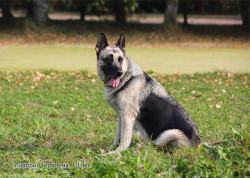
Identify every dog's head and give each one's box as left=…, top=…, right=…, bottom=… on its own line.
left=95, top=32, right=128, bottom=88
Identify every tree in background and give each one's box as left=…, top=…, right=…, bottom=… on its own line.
left=26, top=0, right=33, bottom=19
left=1, top=0, right=248, bottom=31
left=114, top=0, right=126, bottom=25
left=1, top=0, right=13, bottom=20
left=24, top=0, right=48, bottom=22
left=32, top=0, right=48, bottom=23
left=79, top=0, right=86, bottom=21
left=239, top=0, right=249, bottom=31
left=164, top=0, right=179, bottom=25
left=179, top=0, right=188, bottom=25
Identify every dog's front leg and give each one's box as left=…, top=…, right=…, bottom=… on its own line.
left=108, top=114, right=135, bottom=154
left=111, top=116, right=121, bottom=147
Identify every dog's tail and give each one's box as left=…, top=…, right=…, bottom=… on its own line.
left=154, top=129, right=224, bottom=148
left=154, top=129, right=191, bottom=147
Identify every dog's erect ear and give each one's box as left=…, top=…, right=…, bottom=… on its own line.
left=116, top=32, right=125, bottom=53
left=95, top=32, right=109, bottom=54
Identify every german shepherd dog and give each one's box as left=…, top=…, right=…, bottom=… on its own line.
left=95, top=32, right=201, bottom=154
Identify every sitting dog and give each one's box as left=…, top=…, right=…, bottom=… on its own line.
left=95, top=32, right=201, bottom=154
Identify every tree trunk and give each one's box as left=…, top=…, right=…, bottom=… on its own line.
left=164, top=0, right=179, bottom=24
left=114, top=0, right=126, bottom=26
left=200, top=0, right=205, bottom=14
left=26, top=0, right=34, bottom=18
left=1, top=0, right=13, bottom=20
left=239, top=0, right=250, bottom=31
left=80, top=0, right=86, bottom=21
left=180, top=0, right=188, bottom=25
left=32, top=0, right=48, bottom=23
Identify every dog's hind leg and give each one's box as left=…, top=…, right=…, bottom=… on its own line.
left=133, top=120, right=149, bottom=143
left=154, top=129, right=191, bottom=147
left=111, top=116, right=121, bottom=147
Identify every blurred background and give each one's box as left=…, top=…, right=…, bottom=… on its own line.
left=0, top=0, right=249, bottom=73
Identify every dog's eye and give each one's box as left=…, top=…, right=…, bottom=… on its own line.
left=118, top=57, right=123, bottom=63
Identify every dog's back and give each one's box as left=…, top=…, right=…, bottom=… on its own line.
left=126, top=58, right=201, bottom=146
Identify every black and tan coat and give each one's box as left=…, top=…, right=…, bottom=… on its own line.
left=95, top=32, right=201, bottom=154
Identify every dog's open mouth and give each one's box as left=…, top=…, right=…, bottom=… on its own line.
left=110, top=78, right=120, bottom=88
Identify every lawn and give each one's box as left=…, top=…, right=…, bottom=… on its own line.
left=0, top=70, right=249, bottom=177
left=0, top=17, right=249, bottom=177
left=0, top=46, right=249, bottom=74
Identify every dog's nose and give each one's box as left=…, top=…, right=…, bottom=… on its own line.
left=116, top=69, right=123, bottom=77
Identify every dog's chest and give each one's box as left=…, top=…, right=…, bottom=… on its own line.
left=104, top=87, right=113, bottom=102
left=104, top=86, right=135, bottom=113
left=104, top=87, right=121, bottom=111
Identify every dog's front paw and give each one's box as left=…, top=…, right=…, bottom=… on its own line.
left=107, top=150, right=120, bottom=155
left=100, top=149, right=120, bottom=156
left=100, top=149, right=106, bottom=156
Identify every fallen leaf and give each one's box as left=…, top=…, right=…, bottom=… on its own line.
left=216, top=104, right=221, bottom=108
left=189, top=96, right=197, bottom=99
left=53, top=100, right=59, bottom=104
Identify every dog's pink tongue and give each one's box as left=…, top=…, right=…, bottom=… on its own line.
left=111, top=78, right=120, bottom=88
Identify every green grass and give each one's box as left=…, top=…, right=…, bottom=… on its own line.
left=0, top=70, right=249, bottom=177
left=0, top=46, right=249, bottom=74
